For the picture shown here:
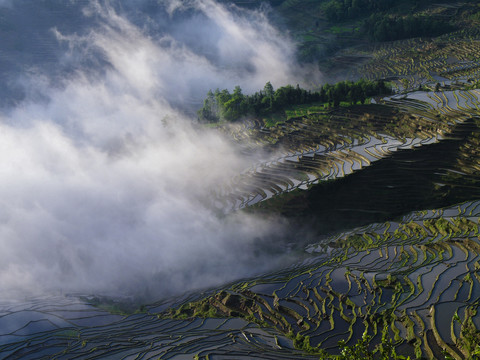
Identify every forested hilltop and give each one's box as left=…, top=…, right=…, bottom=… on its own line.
left=198, top=79, right=391, bottom=122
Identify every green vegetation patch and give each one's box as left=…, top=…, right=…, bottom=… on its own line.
left=197, top=79, right=392, bottom=123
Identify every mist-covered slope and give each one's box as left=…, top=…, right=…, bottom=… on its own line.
left=1, top=0, right=480, bottom=359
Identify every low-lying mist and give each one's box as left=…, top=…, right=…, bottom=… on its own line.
left=0, top=0, right=317, bottom=300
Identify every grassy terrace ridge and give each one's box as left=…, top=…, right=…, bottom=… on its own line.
left=160, top=201, right=480, bottom=359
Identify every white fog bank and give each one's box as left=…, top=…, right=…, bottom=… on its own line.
left=0, top=0, right=316, bottom=300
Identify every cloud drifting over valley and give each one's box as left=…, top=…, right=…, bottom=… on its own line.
left=0, top=0, right=313, bottom=299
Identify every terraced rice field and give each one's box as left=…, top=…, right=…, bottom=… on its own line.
left=161, top=201, right=480, bottom=359
left=347, top=30, right=480, bottom=91
left=213, top=89, right=480, bottom=212
left=3, top=200, right=480, bottom=359
left=0, top=295, right=304, bottom=359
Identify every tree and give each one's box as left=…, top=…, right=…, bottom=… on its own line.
left=263, top=81, right=274, bottom=111
left=263, top=81, right=274, bottom=98
left=198, top=90, right=219, bottom=122
left=223, top=86, right=245, bottom=121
